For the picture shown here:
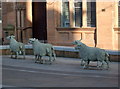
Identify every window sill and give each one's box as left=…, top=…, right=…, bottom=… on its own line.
left=56, top=27, right=96, bottom=32
left=114, top=28, right=120, bottom=31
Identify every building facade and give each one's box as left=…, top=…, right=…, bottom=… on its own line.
left=0, top=0, right=2, bottom=45
left=1, top=0, right=120, bottom=50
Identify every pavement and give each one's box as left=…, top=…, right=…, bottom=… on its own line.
left=1, top=55, right=119, bottom=87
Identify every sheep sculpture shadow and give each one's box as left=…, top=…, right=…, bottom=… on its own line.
left=28, top=38, right=56, bottom=64
left=6, top=35, right=25, bottom=59
left=72, top=39, right=110, bottom=70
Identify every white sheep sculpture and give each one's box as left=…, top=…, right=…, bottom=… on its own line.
left=72, top=39, right=109, bottom=69
left=29, top=38, right=56, bottom=64
left=6, top=35, right=25, bottom=59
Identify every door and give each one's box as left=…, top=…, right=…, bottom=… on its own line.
left=32, top=2, right=47, bottom=42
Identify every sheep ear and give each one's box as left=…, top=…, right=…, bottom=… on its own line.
left=75, top=41, right=78, bottom=44
left=79, top=39, right=82, bottom=41
left=36, top=38, right=38, bottom=40
left=13, top=36, right=15, bottom=38
left=75, top=41, right=77, bottom=44
left=11, top=35, right=15, bottom=38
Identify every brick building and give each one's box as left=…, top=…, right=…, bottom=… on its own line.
left=0, top=0, right=120, bottom=50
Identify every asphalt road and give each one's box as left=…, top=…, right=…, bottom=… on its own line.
left=1, top=55, right=119, bottom=87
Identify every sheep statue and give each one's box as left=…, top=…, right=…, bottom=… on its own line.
left=6, top=35, right=25, bottom=59
left=72, top=39, right=109, bottom=69
left=28, top=38, right=56, bottom=64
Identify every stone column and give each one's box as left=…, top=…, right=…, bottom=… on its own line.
left=114, top=1, right=118, bottom=27
left=82, top=0, right=87, bottom=27
left=25, top=1, right=32, bottom=43
left=96, top=2, right=114, bottom=50
left=47, top=0, right=56, bottom=44
left=69, top=0, right=74, bottom=27
left=26, top=0, right=32, bottom=23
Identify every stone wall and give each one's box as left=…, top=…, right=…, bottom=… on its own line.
left=1, top=48, right=119, bottom=62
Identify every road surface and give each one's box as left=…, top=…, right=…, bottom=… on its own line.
left=1, top=55, right=119, bottom=87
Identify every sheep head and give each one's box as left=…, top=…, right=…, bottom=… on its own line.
left=72, top=39, right=86, bottom=49
left=28, top=38, right=37, bottom=44
left=72, top=39, right=82, bottom=46
left=6, top=35, right=15, bottom=40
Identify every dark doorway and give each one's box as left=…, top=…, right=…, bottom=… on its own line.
left=32, top=2, right=47, bottom=42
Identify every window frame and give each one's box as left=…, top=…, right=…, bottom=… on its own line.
left=0, top=2, right=2, bottom=23
left=15, top=2, right=26, bottom=29
left=73, top=0, right=82, bottom=27
left=60, top=0, right=96, bottom=28
left=118, top=1, right=120, bottom=27
left=87, top=1, right=96, bottom=27
left=61, top=1, right=70, bottom=27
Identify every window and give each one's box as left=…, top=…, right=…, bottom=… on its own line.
left=61, top=0, right=96, bottom=28
left=61, top=0, right=70, bottom=27
left=118, top=1, right=120, bottom=27
left=15, top=2, right=26, bottom=42
left=87, top=1, right=96, bottom=27
left=0, top=1, right=2, bottom=23
left=16, top=2, right=26, bottom=29
left=74, top=0, right=82, bottom=27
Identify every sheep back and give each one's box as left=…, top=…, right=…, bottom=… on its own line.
left=77, top=46, right=108, bottom=61
left=10, top=41, right=20, bottom=52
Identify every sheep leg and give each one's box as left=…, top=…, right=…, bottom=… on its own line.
left=105, top=59, right=109, bottom=69
left=35, top=55, right=41, bottom=63
left=97, top=61, right=101, bottom=68
left=48, top=55, right=52, bottom=64
left=83, top=61, right=89, bottom=69
left=52, top=50, right=56, bottom=61
left=35, top=55, right=39, bottom=63
left=23, top=51, right=25, bottom=59
left=52, top=52, right=56, bottom=61
left=10, top=51, right=13, bottom=58
left=83, top=62, right=87, bottom=69
left=35, top=55, right=37, bottom=60
left=49, top=55, right=52, bottom=62
left=106, top=61, right=109, bottom=69
left=15, top=52, right=19, bottom=59
left=80, top=59, right=83, bottom=66
left=97, top=61, right=103, bottom=70
left=81, top=59, right=85, bottom=66
left=105, top=54, right=110, bottom=69
left=99, top=61, right=104, bottom=69
left=38, top=56, right=43, bottom=64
